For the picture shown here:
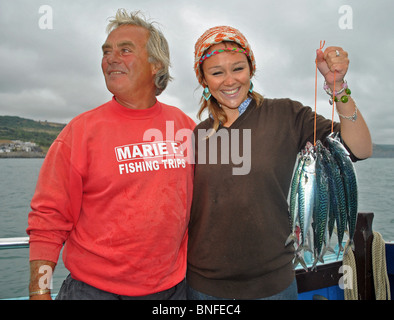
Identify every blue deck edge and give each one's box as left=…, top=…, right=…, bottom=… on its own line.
left=298, top=285, right=344, bottom=300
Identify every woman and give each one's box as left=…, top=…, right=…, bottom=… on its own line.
left=187, top=26, right=372, bottom=300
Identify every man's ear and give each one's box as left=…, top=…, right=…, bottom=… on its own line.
left=151, top=62, right=162, bottom=75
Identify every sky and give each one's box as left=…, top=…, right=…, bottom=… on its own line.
left=0, top=0, right=393, bottom=144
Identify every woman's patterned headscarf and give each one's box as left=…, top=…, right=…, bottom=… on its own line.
left=194, top=26, right=256, bottom=87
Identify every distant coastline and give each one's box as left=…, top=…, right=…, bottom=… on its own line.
left=0, top=152, right=46, bottom=159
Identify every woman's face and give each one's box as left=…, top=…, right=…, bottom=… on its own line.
left=202, top=42, right=251, bottom=110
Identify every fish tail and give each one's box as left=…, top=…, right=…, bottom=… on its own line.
left=285, top=233, right=298, bottom=246
left=311, top=258, right=318, bottom=271
left=293, top=252, right=308, bottom=272
left=343, top=240, right=355, bottom=256
left=336, top=243, right=344, bottom=260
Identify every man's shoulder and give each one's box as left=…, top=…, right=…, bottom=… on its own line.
left=69, top=100, right=112, bottom=124
left=160, top=102, right=187, bottom=115
left=160, top=102, right=196, bottom=127
left=57, top=101, right=112, bottom=140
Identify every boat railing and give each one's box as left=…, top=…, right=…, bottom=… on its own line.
left=1, top=212, right=392, bottom=300
left=0, top=236, right=29, bottom=250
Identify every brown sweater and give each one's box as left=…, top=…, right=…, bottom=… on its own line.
left=187, top=98, right=341, bottom=299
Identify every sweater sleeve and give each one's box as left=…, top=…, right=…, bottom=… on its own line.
left=27, top=138, right=83, bottom=263
left=289, top=99, right=360, bottom=162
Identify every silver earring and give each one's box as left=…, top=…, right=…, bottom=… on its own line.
left=202, top=87, right=211, bottom=101
left=249, top=81, right=254, bottom=93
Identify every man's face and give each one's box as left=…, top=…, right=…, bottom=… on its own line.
left=101, top=25, right=157, bottom=101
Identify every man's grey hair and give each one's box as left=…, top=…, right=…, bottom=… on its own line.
left=106, top=9, right=172, bottom=96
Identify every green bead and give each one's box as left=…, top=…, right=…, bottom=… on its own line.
left=341, top=95, right=349, bottom=103
left=345, top=88, right=351, bottom=95
left=334, top=96, right=339, bottom=102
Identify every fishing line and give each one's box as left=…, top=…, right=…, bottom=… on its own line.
left=314, top=41, right=338, bottom=142
left=314, top=40, right=325, bottom=146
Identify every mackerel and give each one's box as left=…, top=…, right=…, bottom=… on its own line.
left=312, top=144, right=330, bottom=270
left=326, top=132, right=358, bottom=251
left=298, top=144, right=316, bottom=250
left=318, top=141, right=347, bottom=257
left=285, top=153, right=305, bottom=246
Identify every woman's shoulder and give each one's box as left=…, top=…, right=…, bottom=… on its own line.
left=261, top=97, right=304, bottom=109
left=251, top=97, right=307, bottom=119
left=194, top=117, right=213, bottom=131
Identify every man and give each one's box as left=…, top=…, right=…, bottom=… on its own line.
left=27, top=9, right=195, bottom=300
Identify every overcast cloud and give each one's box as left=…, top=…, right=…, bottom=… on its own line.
left=0, top=0, right=393, bottom=144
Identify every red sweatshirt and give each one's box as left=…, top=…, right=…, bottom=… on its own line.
left=27, top=97, right=195, bottom=296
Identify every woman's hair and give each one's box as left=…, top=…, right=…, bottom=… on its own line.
left=197, top=42, right=264, bottom=133
left=106, top=9, right=172, bottom=96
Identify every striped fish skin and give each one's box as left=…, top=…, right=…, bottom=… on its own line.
left=286, top=144, right=315, bottom=271
left=318, top=141, right=347, bottom=256
left=312, top=145, right=330, bottom=270
left=326, top=133, right=358, bottom=250
left=298, top=148, right=316, bottom=250
left=285, top=153, right=305, bottom=246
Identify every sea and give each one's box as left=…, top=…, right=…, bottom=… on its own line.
left=0, top=157, right=393, bottom=299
